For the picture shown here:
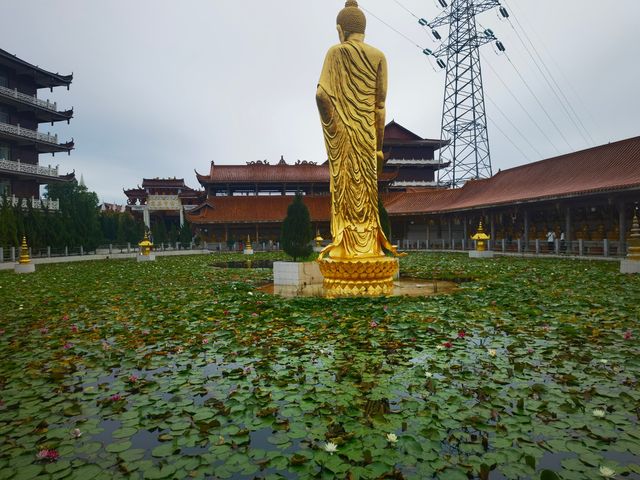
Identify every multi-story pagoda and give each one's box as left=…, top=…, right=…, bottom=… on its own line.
left=124, top=178, right=205, bottom=228
left=0, top=48, right=75, bottom=210
left=382, top=120, right=449, bottom=189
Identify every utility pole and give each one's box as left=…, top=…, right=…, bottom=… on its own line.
left=422, top=0, right=507, bottom=188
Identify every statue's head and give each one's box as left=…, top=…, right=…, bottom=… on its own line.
left=337, top=0, right=366, bottom=40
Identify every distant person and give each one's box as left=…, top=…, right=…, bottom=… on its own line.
left=546, top=229, right=555, bottom=252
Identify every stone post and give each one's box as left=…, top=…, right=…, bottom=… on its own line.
left=64, top=246, right=68, bottom=256
left=535, top=239, right=540, bottom=254
left=127, top=242, right=130, bottom=254
left=462, top=218, right=468, bottom=250
left=426, top=222, right=430, bottom=249
left=603, top=239, right=609, bottom=257
left=441, top=238, right=445, bottom=250
left=555, top=239, right=560, bottom=255
left=179, top=207, right=184, bottom=228
left=578, top=239, right=584, bottom=256
left=517, top=238, right=521, bottom=253
left=502, top=238, right=506, bottom=253
left=565, top=206, right=572, bottom=254
left=47, top=246, right=51, bottom=258
left=143, top=207, right=150, bottom=229
left=10, top=247, right=15, bottom=262
left=448, top=218, right=453, bottom=249
left=0, top=247, right=3, bottom=263
left=619, top=202, right=627, bottom=255
left=109, top=244, right=113, bottom=254
left=80, top=246, right=84, bottom=256
left=523, top=210, right=530, bottom=252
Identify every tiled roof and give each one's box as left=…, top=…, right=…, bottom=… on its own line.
left=187, top=195, right=332, bottom=224
left=196, top=163, right=397, bottom=184
left=187, top=193, right=406, bottom=224
left=141, top=178, right=191, bottom=189
left=187, top=136, right=640, bottom=223
left=388, top=136, right=640, bottom=214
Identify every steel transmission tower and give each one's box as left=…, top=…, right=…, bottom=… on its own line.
left=423, top=0, right=506, bottom=188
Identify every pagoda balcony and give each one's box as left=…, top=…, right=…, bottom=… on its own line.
left=0, top=194, right=59, bottom=210
left=0, top=158, right=59, bottom=178
left=0, top=85, right=59, bottom=112
left=0, top=121, right=73, bottom=153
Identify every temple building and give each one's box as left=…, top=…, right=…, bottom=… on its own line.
left=124, top=178, right=204, bottom=228
left=187, top=122, right=446, bottom=242
left=0, top=48, right=75, bottom=210
left=186, top=133, right=640, bottom=255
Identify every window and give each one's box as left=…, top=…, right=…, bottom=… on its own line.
left=0, top=180, right=10, bottom=197
left=0, top=69, right=7, bottom=88
left=0, top=143, right=9, bottom=161
left=0, top=106, right=8, bottom=124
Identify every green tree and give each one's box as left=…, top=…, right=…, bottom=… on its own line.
left=281, top=193, right=312, bottom=261
left=46, top=180, right=102, bottom=250
left=179, top=221, right=192, bottom=245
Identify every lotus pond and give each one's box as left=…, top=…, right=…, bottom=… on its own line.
left=0, top=252, right=639, bottom=480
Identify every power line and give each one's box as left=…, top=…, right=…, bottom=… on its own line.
left=501, top=0, right=601, bottom=143
left=487, top=113, right=533, bottom=163
left=485, top=96, right=543, bottom=159
left=496, top=10, right=595, bottom=146
left=391, top=0, right=420, bottom=20
left=360, top=5, right=424, bottom=51
left=504, top=53, right=574, bottom=152
left=481, top=53, right=562, bottom=154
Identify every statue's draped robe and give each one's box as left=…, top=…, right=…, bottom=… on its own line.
left=317, top=40, right=390, bottom=259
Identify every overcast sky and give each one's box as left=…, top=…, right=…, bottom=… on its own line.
left=3, top=0, right=640, bottom=203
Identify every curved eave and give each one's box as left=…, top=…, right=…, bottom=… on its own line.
left=0, top=168, right=75, bottom=184
left=0, top=49, right=73, bottom=89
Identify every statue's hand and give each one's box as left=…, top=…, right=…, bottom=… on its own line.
left=376, top=150, right=385, bottom=175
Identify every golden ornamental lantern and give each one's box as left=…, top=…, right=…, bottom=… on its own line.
left=245, top=234, right=253, bottom=252
left=138, top=232, right=153, bottom=256
left=314, top=229, right=324, bottom=248
left=627, top=210, right=640, bottom=261
left=18, top=236, right=31, bottom=264
left=471, top=221, right=490, bottom=252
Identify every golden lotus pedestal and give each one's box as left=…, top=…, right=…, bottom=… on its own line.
left=317, top=256, right=397, bottom=297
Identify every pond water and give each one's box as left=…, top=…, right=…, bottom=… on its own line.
left=212, top=260, right=274, bottom=269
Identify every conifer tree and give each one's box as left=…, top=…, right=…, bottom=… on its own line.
left=281, top=193, right=312, bottom=261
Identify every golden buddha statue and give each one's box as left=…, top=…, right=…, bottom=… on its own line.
left=316, top=0, right=400, bottom=296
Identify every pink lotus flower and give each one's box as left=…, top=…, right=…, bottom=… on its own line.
left=370, top=321, right=378, bottom=328
left=110, top=394, right=123, bottom=402
left=40, top=327, right=48, bottom=334
left=223, top=310, right=230, bottom=316
left=0, top=329, right=5, bottom=335
left=383, top=305, right=389, bottom=312
left=202, top=338, right=209, bottom=344
left=36, top=449, right=59, bottom=462
left=542, top=325, right=551, bottom=332
left=141, top=330, right=150, bottom=336
left=128, top=375, right=138, bottom=383
left=527, top=348, right=534, bottom=354
left=457, top=330, right=466, bottom=338
left=62, top=314, right=69, bottom=321
left=101, top=341, right=110, bottom=351
left=251, top=312, right=258, bottom=317
left=443, top=341, right=453, bottom=349
left=70, top=325, right=78, bottom=333
left=63, top=342, right=73, bottom=350
left=624, top=330, right=633, bottom=340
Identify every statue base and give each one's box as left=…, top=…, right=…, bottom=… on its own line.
left=15, top=263, right=35, bottom=274
left=317, top=256, right=397, bottom=297
left=469, top=250, right=494, bottom=259
left=243, top=249, right=254, bottom=255
left=620, top=259, right=640, bottom=274
left=137, top=254, right=156, bottom=262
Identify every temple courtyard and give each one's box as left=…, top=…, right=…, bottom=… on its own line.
left=0, top=253, right=639, bottom=479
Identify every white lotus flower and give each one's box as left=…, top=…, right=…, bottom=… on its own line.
left=592, top=408, right=606, bottom=418
left=425, top=371, right=433, bottom=378
left=436, top=345, right=445, bottom=351
left=324, top=442, right=338, bottom=454
left=599, top=465, right=616, bottom=478
left=386, top=433, right=398, bottom=444
left=487, top=348, right=497, bottom=357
